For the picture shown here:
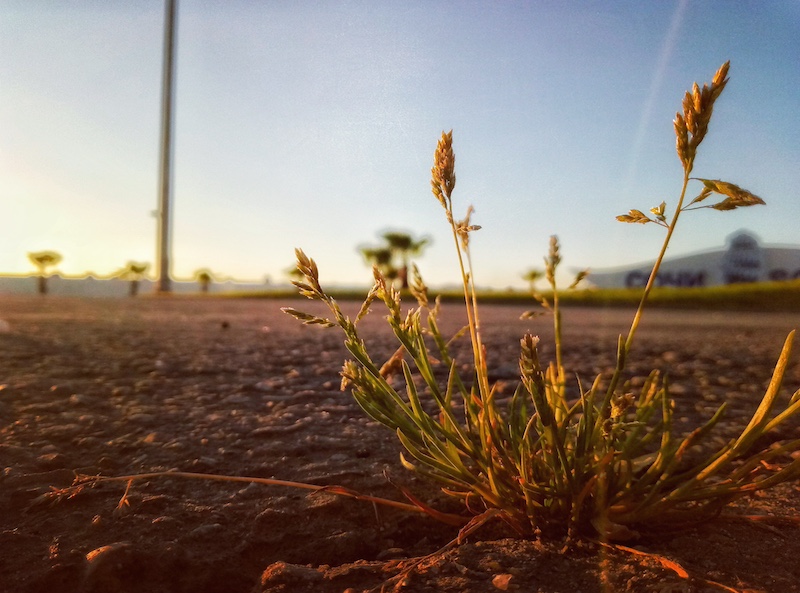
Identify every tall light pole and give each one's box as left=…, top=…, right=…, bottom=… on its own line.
left=156, top=0, right=177, bottom=293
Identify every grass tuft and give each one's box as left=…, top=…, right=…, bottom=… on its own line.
left=285, top=61, right=800, bottom=541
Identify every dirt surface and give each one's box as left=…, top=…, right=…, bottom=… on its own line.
left=2, top=294, right=799, bottom=593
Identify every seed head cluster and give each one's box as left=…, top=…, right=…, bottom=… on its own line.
left=674, top=61, right=729, bottom=173
left=431, top=130, right=456, bottom=208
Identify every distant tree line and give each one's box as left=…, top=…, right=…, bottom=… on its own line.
left=24, top=250, right=218, bottom=297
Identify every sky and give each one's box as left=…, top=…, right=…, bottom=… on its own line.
left=1, top=1, right=799, bottom=289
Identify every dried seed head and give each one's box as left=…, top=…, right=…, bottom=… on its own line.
left=692, top=186, right=713, bottom=204
left=692, top=82, right=702, bottom=113
left=711, top=60, right=730, bottom=93
left=649, top=201, right=667, bottom=222
left=293, top=248, right=323, bottom=290
left=616, top=209, right=654, bottom=224
left=684, top=177, right=765, bottom=211
left=455, top=205, right=479, bottom=251
left=379, top=346, right=405, bottom=380
left=611, top=393, right=635, bottom=420
left=675, top=61, right=731, bottom=172
left=431, top=130, right=456, bottom=207
left=545, top=236, right=561, bottom=285
left=569, top=269, right=589, bottom=289
left=549, top=236, right=560, bottom=258
left=409, top=264, right=429, bottom=308
left=340, top=360, right=358, bottom=390
left=280, top=307, right=336, bottom=327
left=519, top=333, right=542, bottom=376
left=673, top=112, right=690, bottom=167
left=692, top=178, right=766, bottom=210
left=355, top=283, right=379, bottom=324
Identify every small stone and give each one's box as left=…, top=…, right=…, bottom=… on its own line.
left=235, top=482, right=261, bottom=497
left=628, top=376, right=646, bottom=388
left=68, top=393, right=89, bottom=405
left=661, top=351, right=682, bottom=363
left=492, top=573, right=515, bottom=590
left=668, top=383, right=688, bottom=396
left=255, top=380, right=277, bottom=392
left=83, top=541, right=135, bottom=591
left=37, top=452, right=67, bottom=470
left=189, top=523, right=224, bottom=538
left=258, top=561, right=323, bottom=589
left=376, top=547, right=406, bottom=560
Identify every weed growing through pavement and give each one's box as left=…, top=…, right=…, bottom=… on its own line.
left=284, top=61, right=800, bottom=542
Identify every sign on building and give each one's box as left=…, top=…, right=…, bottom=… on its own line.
left=589, top=231, right=800, bottom=289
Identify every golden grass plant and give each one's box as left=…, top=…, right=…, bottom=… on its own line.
left=284, top=62, right=800, bottom=540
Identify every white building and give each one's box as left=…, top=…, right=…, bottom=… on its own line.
left=589, top=231, right=800, bottom=289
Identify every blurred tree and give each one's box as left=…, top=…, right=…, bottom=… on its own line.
left=381, top=231, right=430, bottom=288
left=359, top=231, right=430, bottom=288
left=358, top=245, right=398, bottom=285
left=28, top=250, right=62, bottom=295
left=119, top=261, right=150, bottom=297
left=522, top=268, right=544, bottom=293
left=194, top=268, right=214, bottom=294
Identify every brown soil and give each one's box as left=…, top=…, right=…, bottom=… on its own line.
left=1, top=295, right=799, bottom=593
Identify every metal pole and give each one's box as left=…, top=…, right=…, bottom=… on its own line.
left=156, top=0, right=177, bottom=293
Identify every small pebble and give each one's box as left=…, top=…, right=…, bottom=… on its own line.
left=36, top=452, right=67, bottom=470
left=189, top=523, right=224, bottom=538
left=492, top=573, right=515, bottom=590
left=83, top=541, right=135, bottom=589
left=376, top=547, right=406, bottom=560
left=258, top=561, right=323, bottom=586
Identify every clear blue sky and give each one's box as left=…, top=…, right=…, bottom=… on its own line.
left=2, top=1, right=798, bottom=288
